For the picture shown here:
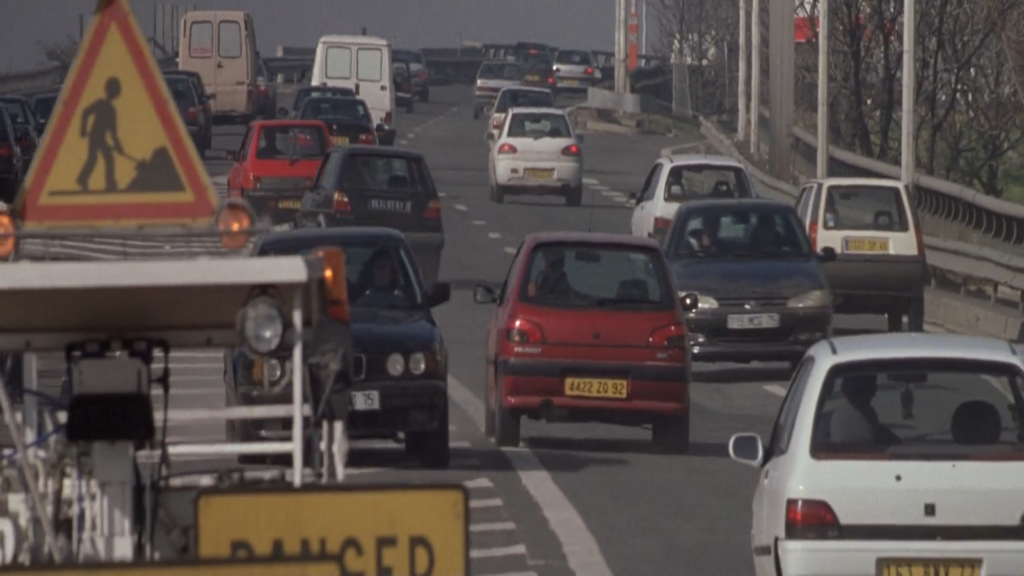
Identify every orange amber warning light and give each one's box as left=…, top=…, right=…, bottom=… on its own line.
left=0, top=209, right=15, bottom=259
left=216, top=200, right=254, bottom=250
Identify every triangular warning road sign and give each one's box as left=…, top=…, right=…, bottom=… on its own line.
left=16, top=0, right=219, bottom=229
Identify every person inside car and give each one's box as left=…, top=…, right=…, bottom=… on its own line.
left=687, top=216, right=721, bottom=253
left=256, top=128, right=282, bottom=159
left=528, top=249, right=573, bottom=299
left=823, top=374, right=901, bottom=447
left=356, top=249, right=406, bottom=302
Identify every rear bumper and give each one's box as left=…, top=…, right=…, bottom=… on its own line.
left=823, top=256, right=928, bottom=313
left=555, top=77, right=597, bottom=90
left=473, top=93, right=499, bottom=106
left=497, top=357, right=689, bottom=420
left=686, top=306, right=831, bottom=363
left=494, top=159, right=582, bottom=190
left=775, top=540, right=1024, bottom=576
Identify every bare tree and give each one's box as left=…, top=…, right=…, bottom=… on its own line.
left=37, top=35, right=79, bottom=74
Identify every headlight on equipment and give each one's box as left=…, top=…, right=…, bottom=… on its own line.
left=264, top=358, right=283, bottom=381
left=679, top=291, right=719, bottom=310
left=408, top=352, right=427, bottom=375
left=239, top=297, right=285, bottom=354
left=386, top=353, right=406, bottom=377
left=787, top=289, right=831, bottom=308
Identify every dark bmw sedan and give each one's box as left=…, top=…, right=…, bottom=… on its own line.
left=224, top=227, right=453, bottom=468
left=662, top=199, right=836, bottom=370
left=298, top=96, right=378, bottom=147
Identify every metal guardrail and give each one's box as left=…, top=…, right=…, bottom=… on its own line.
left=0, top=56, right=178, bottom=96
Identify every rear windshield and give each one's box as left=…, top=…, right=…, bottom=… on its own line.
left=519, top=244, right=674, bottom=310
left=0, top=100, right=30, bottom=125
left=668, top=206, right=812, bottom=260
left=521, top=57, right=553, bottom=73
left=663, top=164, right=753, bottom=201
left=340, top=154, right=434, bottom=193
left=479, top=63, right=520, bottom=80
left=294, top=89, right=355, bottom=111
left=810, top=358, right=1024, bottom=460
left=299, top=99, right=372, bottom=125
left=165, top=78, right=196, bottom=107
left=494, top=90, right=554, bottom=113
left=555, top=51, right=591, bottom=65
left=255, top=126, right=327, bottom=160
left=507, top=112, right=570, bottom=138
left=824, top=185, right=909, bottom=232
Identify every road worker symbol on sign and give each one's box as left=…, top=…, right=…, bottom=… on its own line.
left=15, top=0, right=218, bottom=228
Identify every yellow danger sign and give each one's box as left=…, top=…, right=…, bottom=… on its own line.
left=197, top=485, right=468, bottom=576
left=0, top=558, right=343, bottom=575
left=16, top=0, right=218, bottom=229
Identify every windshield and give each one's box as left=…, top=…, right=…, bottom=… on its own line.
left=479, top=63, right=520, bottom=80
left=293, top=88, right=355, bottom=111
left=663, top=164, right=754, bottom=201
left=669, top=206, right=812, bottom=259
left=521, top=57, right=553, bottom=74
left=0, top=99, right=30, bottom=125
left=254, top=125, right=327, bottom=160
left=33, top=96, right=56, bottom=122
left=555, top=51, right=591, bottom=65
left=824, top=185, right=909, bottom=232
left=165, top=78, right=195, bottom=107
left=519, top=244, right=674, bottom=310
left=340, top=154, right=433, bottom=192
left=299, top=98, right=372, bottom=125
left=811, top=358, right=1024, bottom=460
left=494, top=90, right=554, bottom=113
left=506, top=112, right=570, bottom=138
left=257, top=242, right=424, bottom=309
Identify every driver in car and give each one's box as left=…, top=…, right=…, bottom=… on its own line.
left=528, top=249, right=573, bottom=299
left=687, top=216, right=721, bottom=253
left=356, top=249, right=406, bottom=302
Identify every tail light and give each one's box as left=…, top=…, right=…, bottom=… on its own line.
left=914, top=224, right=925, bottom=257
left=358, top=132, right=377, bottom=145
left=258, top=85, right=268, bottom=95
left=506, top=318, right=544, bottom=343
left=333, top=191, right=351, bottom=213
left=654, top=217, right=672, bottom=231
left=648, top=323, right=687, bottom=348
left=785, top=499, right=841, bottom=539
left=384, top=112, right=392, bottom=126
left=0, top=142, right=11, bottom=158
left=561, top=144, right=580, bottom=156
left=423, top=198, right=441, bottom=219
left=497, top=143, right=517, bottom=155
left=547, top=76, right=554, bottom=85
left=186, top=107, right=199, bottom=121
left=809, top=221, right=818, bottom=251
left=585, top=67, right=594, bottom=75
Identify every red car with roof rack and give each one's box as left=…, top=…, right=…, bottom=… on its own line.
left=474, top=232, right=699, bottom=453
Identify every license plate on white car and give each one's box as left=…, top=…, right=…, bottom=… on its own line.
left=351, top=391, right=380, bottom=411
left=727, top=314, right=780, bottom=329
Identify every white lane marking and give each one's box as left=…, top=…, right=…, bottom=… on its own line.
left=589, top=185, right=609, bottom=191
left=451, top=106, right=459, bottom=112
left=473, top=220, right=486, bottom=225
left=470, top=521, right=516, bottom=533
left=447, top=376, right=614, bottom=576
left=470, top=545, right=527, bottom=559
left=408, top=133, right=417, bottom=139
left=464, top=477, right=494, bottom=489
left=503, top=247, right=517, bottom=254
left=488, top=232, right=501, bottom=239
left=450, top=440, right=472, bottom=448
left=398, top=140, right=409, bottom=145
left=582, top=178, right=600, bottom=185
left=763, top=384, right=787, bottom=397
left=455, top=204, right=468, bottom=211
left=614, top=196, right=627, bottom=202
left=469, top=498, right=503, bottom=509
left=438, top=192, right=447, bottom=197
left=599, top=190, right=618, bottom=197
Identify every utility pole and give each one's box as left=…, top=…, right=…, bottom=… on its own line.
left=614, top=0, right=626, bottom=92
left=768, top=0, right=795, bottom=180
left=816, top=0, right=829, bottom=178
left=750, top=0, right=761, bottom=156
left=738, top=0, right=748, bottom=140
left=641, top=0, right=647, bottom=54
left=901, top=0, right=916, bottom=186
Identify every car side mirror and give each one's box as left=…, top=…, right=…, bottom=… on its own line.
left=225, top=150, right=237, bottom=161
left=427, top=282, right=451, bottom=308
left=277, top=107, right=289, bottom=118
left=729, top=433, right=765, bottom=468
left=628, top=192, right=638, bottom=202
left=473, top=285, right=498, bottom=304
left=484, top=131, right=496, bottom=142
left=679, top=292, right=699, bottom=312
left=818, top=246, right=837, bottom=263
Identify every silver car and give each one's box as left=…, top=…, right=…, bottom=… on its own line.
left=552, top=49, right=600, bottom=93
left=473, top=61, right=521, bottom=120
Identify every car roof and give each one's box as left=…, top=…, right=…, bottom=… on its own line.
left=662, top=153, right=745, bottom=168
left=677, top=198, right=792, bottom=212
left=524, top=231, right=661, bottom=250
left=302, top=96, right=362, bottom=104
left=318, top=34, right=389, bottom=46
left=812, top=177, right=905, bottom=188
left=809, top=333, right=1020, bottom=365
left=336, top=145, right=424, bottom=160
left=250, top=119, right=326, bottom=128
left=257, top=226, right=408, bottom=249
left=498, top=86, right=551, bottom=94
left=299, top=86, right=354, bottom=93
left=506, top=107, right=566, bottom=115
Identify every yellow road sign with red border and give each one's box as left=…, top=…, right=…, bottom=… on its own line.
left=0, top=558, right=343, bottom=576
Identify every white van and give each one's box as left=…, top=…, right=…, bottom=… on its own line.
left=179, top=11, right=258, bottom=121
left=311, top=35, right=394, bottom=134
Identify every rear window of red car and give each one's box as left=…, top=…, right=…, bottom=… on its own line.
left=519, top=243, right=675, bottom=310
left=255, top=125, right=327, bottom=160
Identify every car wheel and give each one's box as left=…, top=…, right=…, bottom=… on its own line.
left=652, top=413, right=690, bottom=454
left=491, top=183, right=505, bottom=204
left=886, top=310, right=903, bottom=332
left=473, top=107, right=481, bottom=120
left=415, top=403, right=451, bottom=469
left=565, top=186, right=583, bottom=207
left=907, top=295, right=925, bottom=331
left=493, top=375, right=520, bottom=447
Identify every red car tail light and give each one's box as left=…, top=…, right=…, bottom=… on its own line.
left=506, top=318, right=544, bottom=343
left=547, top=76, right=554, bottom=85
left=333, top=191, right=351, bottom=213
left=561, top=144, right=580, bottom=156
left=358, top=132, right=377, bottom=145
left=585, top=67, right=594, bottom=75
left=423, top=198, right=441, bottom=219
left=809, top=221, right=818, bottom=251
left=186, top=106, right=199, bottom=121
left=654, top=217, right=672, bottom=231
left=648, top=323, right=686, bottom=348
left=785, top=499, right=841, bottom=539
left=497, top=143, right=517, bottom=155
left=0, top=142, right=12, bottom=158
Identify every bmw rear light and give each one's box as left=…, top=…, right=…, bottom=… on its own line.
left=809, top=221, right=818, bottom=251
left=654, top=217, right=672, bottom=231
left=0, top=142, right=11, bottom=158
left=648, top=323, right=686, bottom=348
left=547, top=76, right=554, bottom=85
left=258, top=85, right=268, bottom=95
left=561, top=144, right=580, bottom=156
left=585, top=67, right=594, bottom=75
left=506, top=318, right=544, bottom=343
left=423, top=199, right=441, bottom=219
left=333, top=191, right=351, bottom=213
left=786, top=499, right=841, bottom=539
left=358, top=132, right=377, bottom=145
left=497, top=143, right=517, bottom=155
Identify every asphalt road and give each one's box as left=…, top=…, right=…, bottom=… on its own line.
left=24, top=85, right=958, bottom=576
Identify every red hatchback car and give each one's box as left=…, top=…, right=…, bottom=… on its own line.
left=226, top=120, right=331, bottom=224
left=474, top=232, right=699, bottom=452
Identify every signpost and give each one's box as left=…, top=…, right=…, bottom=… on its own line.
left=627, top=0, right=639, bottom=71
left=15, top=0, right=219, bottom=229
left=0, top=559, right=344, bottom=576
left=196, top=485, right=470, bottom=576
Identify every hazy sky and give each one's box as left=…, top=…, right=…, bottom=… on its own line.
left=1, top=0, right=647, bottom=73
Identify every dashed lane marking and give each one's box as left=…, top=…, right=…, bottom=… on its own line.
left=470, top=545, right=528, bottom=559
left=599, top=190, right=618, bottom=197
left=471, top=521, right=516, bottom=533
left=473, top=220, right=486, bottom=225
left=464, top=477, right=495, bottom=489
left=589, top=185, right=609, bottom=191
left=398, top=140, right=409, bottom=145
left=504, top=247, right=517, bottom=254
left=488, top=232, right=501, bottom=239
left=763, top=384, right=787, bottom=397
left=582, top=178, right=600, bottom=185
left=470, top=498, right=504, bottom=509
left=455, top=204, right=468, bottom=211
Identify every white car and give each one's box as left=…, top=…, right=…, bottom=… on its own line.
left=729, top=332, right=1024, bottom=576
left=488, top=86, right=556, bottom=139
left=486, top=107, right=584, bottom=206
left=629, top=154, right=756, bottom=244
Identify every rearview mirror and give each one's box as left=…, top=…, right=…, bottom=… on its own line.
left=473, top=285, right=498, bottom=304
left=818, top=246, right=837, bottom=263
left=484, top=132, right=496, bottom=142
left=225, top=150, right=237, bottom=161
left=277, top=107, right=289, bottom=118
left=427, top=282, right=451, bottom=308
left=728, top=433, right=764, bottom=468
left=679, top=292, right=699, bottom=312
